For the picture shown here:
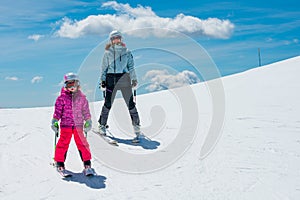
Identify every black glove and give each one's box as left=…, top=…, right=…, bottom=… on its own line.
left=101, top=81, right=106, bottom=88
left=132, top=80, right=138, bottom=89
left=100, top=81, right=106, bottom=90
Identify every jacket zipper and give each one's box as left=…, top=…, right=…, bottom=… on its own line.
left=113, top=45, right=116, bottom=85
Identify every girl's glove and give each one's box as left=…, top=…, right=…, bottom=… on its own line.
left=84, top=119, right=92, bottom=132
left=51, top=118, right=59, bottom=134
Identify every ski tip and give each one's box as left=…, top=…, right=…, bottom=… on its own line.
left=110, top=141, right=118, bottom=145
left=58, top=172, right=72, bottom=178
left=132, top=138, right=140, bottom=144
left=85, top=173, right=97, bottom=177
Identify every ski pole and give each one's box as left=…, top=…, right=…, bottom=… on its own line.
left=54, top=131, right=57, bottom=150
left=133, top=89, right=137, bottom=104
left=141, top=132, right=152, bottom=141
left=106, top=129, right=116, bottom=138
left=51, top=129, right=59, bottom=166
left=54, top=129, right=58, bottom=153
left=103, top=88, right=114, bottom=99
left=103, top=90, right=106, bottom=99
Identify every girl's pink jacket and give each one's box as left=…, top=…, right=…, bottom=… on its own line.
left=53, top=88, right=91, bottom=128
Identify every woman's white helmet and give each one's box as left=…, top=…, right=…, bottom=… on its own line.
left=109, top=30, right=122, bottom=40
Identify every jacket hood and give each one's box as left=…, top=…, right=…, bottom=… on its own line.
left=105, top=42, right=126, bottom=50
left=60, top=87, right=83, bottom=96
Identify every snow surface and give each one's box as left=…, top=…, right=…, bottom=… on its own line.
left=1, top=56, right=300, bottom=199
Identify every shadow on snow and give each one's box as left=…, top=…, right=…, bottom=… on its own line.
left=109, top=134, right=160, bottom=150
left=62, top=170, right=106, bottom=189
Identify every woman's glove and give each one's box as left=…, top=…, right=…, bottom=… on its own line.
left=132, top=80, right=138, bottom=89
left=101, top=81, right=106, bottom=88
left=100, top=81, right=106, bottom=91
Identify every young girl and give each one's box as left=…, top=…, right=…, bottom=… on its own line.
left=51, top=72, right=93, bottom=176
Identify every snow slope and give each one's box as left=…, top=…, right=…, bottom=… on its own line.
left=1, top=56, right=300, bottom=200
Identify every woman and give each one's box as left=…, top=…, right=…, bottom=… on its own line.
left=98, top=30, right=141, bottom=143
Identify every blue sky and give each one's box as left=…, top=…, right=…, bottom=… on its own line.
left=1, top=0, right=299, bottom=108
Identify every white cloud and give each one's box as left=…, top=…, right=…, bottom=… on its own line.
left=31, top=76, right=43, bottom=84
left=293, top=38, right=299, bottom=44
left=55, top=1, right=234, bottom=39
left=144, top=70, right=200, bottom=92
left=5, top=76, right=19, bottom=81
left=266, top=37, right=273, bottom=42
left=28, top=34, right=44, bottom=41
left=282, top=38, right=299, bottom=45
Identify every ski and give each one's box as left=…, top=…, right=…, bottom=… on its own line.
left=83, top=167, right=97, bottom=177
left=92, top=129, right=118, bottom=146
left=50, top=162, right=72, bottom=177
left=132, top=137, right=140, bottom=143
left=57, top=169, right=72, bottom=178
left=132, top=134, right=151, bottom=144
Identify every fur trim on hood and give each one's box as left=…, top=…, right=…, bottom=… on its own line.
left=105, top=42, right=126, bottom=50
